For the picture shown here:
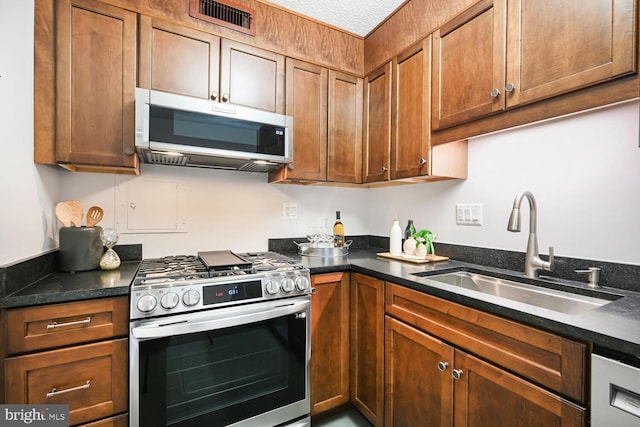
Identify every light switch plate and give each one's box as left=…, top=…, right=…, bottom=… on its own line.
left=456, top=203, right=483, bottom=226
left=283, top=203, right=298, bottom=220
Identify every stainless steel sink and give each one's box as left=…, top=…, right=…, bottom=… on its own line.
left=417, top=271, right=621, bottom=315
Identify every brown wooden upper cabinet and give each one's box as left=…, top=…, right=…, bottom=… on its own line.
left=269, top=58, right=363, bottom=184
left=365, top=38, right=467, bottom=184
left=363, top=62, right=392, bottom=183
left=54, top=0, right=138, bottom=173
left=391, top=38, right=432, bottom=180
left=432, top=0, right=638, bottom=130
left=139, top=16, right=285, bottom=114
left=327, top=70, right=363, bottom=183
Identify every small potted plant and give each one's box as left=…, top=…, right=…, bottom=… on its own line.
left=403, top=228, right=438, bottom=258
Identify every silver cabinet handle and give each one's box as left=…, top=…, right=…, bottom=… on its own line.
left=380, top=166, right=388, bottom=172
left=490, top=88, right=501, bottom=98
left=46, top=380, right=91, bottom=398
left=437, top=361, right=448, bottom=371
left=211, top=91, right=218, bottom=101
left=47, top=317, right=91, bottom=330
left=419, top=158, right=427, bottom=165
left=221, top=93, right=230, bottom=102
left=124, top=147, right=134, bottom=155
left=505, top=83, right=516, bottom=92
left=452, top=369, right=463, bottom=380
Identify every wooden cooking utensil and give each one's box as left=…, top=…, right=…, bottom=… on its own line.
left=67, top=200, right=83, bottom=227
left=55, top=202, right=73, bottom=228
left=86, top=206, right=104, bottom=227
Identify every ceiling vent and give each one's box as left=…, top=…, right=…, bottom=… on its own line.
left=189, top=0, right=255, bottom=36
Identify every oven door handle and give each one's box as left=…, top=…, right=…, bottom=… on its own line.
left=131, top=297, right=310, bottom=339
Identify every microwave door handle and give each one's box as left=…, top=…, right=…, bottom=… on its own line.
left=142, top=103, right=150, bottom=144
left=131, top=298, right=310, bottom=339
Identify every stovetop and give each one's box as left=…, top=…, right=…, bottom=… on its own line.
left=133, top=251, right=305, bottom=286
left=130, top=251, right=311, bottom=320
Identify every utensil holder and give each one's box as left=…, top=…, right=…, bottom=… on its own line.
left=59, top=226, right=103, bottom=272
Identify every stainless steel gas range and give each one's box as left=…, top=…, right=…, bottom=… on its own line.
left=129, top=251, right=312, bottom=427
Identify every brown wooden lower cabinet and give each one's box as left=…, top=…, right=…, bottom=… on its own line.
left=3, top=296, right=129, bottom=427
left=350, top=273, right=384, bottom=426
left=385, top=316, right=585, bottom=426
left=5, top=338, right=128, bottom=426
left=80, top=413, right=128, bottom=427
left=311, top=272, right=351, bottom=414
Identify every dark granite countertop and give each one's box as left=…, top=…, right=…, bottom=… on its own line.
left=0, top=245, right=141, bottom=309
left=290, top=248, right=640, bottom=358
left=2, top=243, right=638, bottom=359
left=0, top=261, right=137, bottom=309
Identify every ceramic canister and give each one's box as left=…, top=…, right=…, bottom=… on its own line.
left=59, top=226, right=104, bottom=272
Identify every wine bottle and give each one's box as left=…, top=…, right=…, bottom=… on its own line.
left=404, top=219, right=415, bottom=241
left=333, top=211, right=345, bottom=247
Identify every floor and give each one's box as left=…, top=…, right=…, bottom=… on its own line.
left=312, top=406, right=373, bottom=426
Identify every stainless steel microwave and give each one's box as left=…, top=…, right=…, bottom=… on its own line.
left=135, top=88, right=292, bottom=172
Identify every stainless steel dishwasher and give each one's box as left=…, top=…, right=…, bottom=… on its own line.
left=592, top=352, right=640, bottom=426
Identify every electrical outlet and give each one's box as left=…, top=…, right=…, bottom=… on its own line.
left=456, top=203, right=483, bottom=226
left=283, top=203, right=298, bottom=220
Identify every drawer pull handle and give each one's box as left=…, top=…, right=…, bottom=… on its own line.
left=47, top=317, right=91, bottom=329
left=46, top=380, right=91, bottom=398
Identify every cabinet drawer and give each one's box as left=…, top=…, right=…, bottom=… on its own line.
left=5, top=297, right=128, bottom=355
left=80, top=413, right=128, bottom=427
left=385, top=283, right=587, bottom=403
left=5, top=339, right=128, bottom=426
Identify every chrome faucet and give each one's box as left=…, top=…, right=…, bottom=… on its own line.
left=507, top=190, right=554, bottom=277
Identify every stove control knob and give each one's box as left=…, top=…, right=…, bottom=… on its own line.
left=182, top=289, right=200, bottom=306
left=295, top=276, right=310, bottom=292
left=137, top=294, right=157, bottom=313
left=281, top=278, right=295, bottom=293
left=161, top=292, right=180, bottom=309
left=265, top=279, right=280, bottom=295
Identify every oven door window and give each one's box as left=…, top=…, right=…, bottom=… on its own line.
left=138, top=313, right=306, bottom=427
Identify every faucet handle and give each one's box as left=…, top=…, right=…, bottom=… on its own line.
left=548, top=246, right=554, bottom=271
left=575, top=267, right=601, bottom=288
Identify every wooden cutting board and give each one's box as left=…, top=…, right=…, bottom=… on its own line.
left=377, top=252, right=449, bottom=263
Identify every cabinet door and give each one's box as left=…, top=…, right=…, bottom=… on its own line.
left=506, top=0, right=638, bottom=107
left=283, top=58, right=328, bottom=181
left=432, top=0, right=507, bottom=130
left=5, top=339, right=128, bottom=426
left=391, top=38, right=431, bottom=180
left=363, top=63, right=392, bottom=183
left=220, top=39, right=285, bottom=113
left=310, top=273, right=350, bottom=415
left=56, top=0, right=137, bottom=168
left=138, top=16, right=220, bottom=100
left=350, top=274, right=385, bottom=426
left=327, top=71, right=363, bottom=183
left=385, top=316, right=454, bottom=427
left=55, top=0, right=137, bottom=169
left=454, top=350, right=586, bottom=427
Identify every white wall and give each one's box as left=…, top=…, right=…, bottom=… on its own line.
left=369, top=101, right=640, bottom=264
left=0, top=0, right=59, bottom=265
left=1, top=1, right=639, bottom=266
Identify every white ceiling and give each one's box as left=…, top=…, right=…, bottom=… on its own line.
left=264, top=0, right=406, bottom=36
